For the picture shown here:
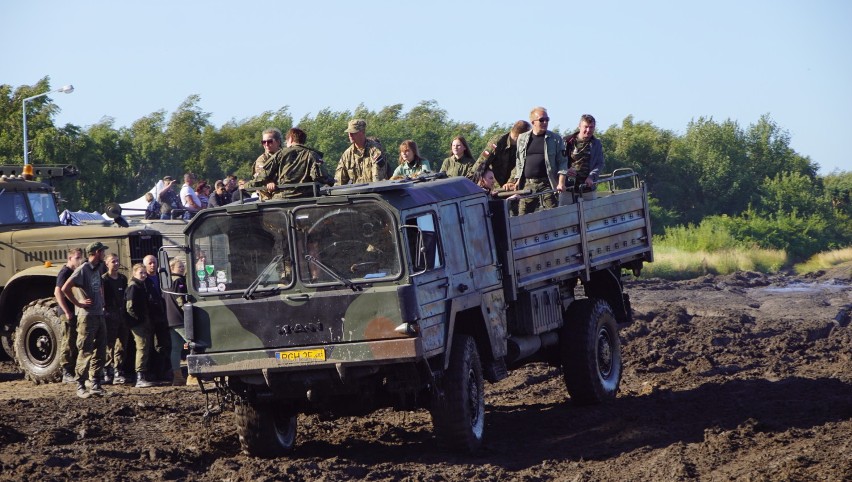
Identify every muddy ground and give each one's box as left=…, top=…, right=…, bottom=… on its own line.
left=1, top=266, right=850, bottom=481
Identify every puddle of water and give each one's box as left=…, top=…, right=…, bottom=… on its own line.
left=761, top=281, right=851, bottom=294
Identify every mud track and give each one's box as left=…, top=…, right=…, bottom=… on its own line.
left=1, top=267, right=850, bottom=481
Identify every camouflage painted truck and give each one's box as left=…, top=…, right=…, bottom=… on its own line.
left=0, top=164, right=162, bottom=383
left=163, top=169, right=653, bottom=456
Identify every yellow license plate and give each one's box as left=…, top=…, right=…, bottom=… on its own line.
left=276, top=348, right=326, bottom=362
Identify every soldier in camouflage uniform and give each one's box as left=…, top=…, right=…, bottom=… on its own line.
left=474, top=120, right=531, bottom=187
left=335, top=119, right=388, bottom=185
left=504, top=107, right=568, bottom=215
left=255, top=127, right=333, bottom=199
left=253, top=128, right=284, bottom=200
left=563, top=114, right=604, bottom=192
left=440, top=136, right=477, bottom=179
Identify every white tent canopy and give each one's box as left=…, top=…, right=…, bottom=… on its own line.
left=119, top=180, right=167, bottom=217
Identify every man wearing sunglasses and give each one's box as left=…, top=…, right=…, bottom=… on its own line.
left=504, top=107, right=569, bottom=214
left=254, top=128, right=285, bottom=200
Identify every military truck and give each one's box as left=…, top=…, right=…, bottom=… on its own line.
left=163, top=169, right=652, bottom=456
left=0, top=165, right=162, bottom=383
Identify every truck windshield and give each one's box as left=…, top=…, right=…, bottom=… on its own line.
left=293, top=203, right=401, bottom=285
left=189, top=209, right=292, bottom=294
left=0, top=191, right=59, bottom=225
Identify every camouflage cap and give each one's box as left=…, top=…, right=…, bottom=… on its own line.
left=345, top=119, right=366, bottom=134
left=86, top=241, right=108, bottom=255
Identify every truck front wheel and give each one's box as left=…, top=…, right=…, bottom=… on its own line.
left=235, top=399, right=297, bottom=458
left=560, top=298, right=622, bottom=405
left=430, top=334, right=486, bottom=452
left=13, top=299, right=63, bottom=384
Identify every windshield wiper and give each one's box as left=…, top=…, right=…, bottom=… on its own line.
left=305, top=255, right=361, bottom=292
left=243, top=254, right=284, bottom=299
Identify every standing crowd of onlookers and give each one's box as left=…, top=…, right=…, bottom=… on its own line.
left=144, top=173, right=250, bottom=220
left=57, top=243, right=191, bottom=398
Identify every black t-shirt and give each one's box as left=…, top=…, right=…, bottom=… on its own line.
left=56, top=265, right=75, bottom=318
left=523, top=132, right=548, bottom=179
left=102, top=273, right=128, bottom=313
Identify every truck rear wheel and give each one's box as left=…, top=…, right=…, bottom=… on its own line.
left=430, top=334, right=485, bottom=452
left=13, top=299, right=63, bottom=385
left=1, top=333, right=14, bottom=360
left=235, top=399, right=297, bottom=458
left=561, top=298, right=622, bottom=405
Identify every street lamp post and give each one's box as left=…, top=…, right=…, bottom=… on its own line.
left=22, top=84, right=74, bottom=165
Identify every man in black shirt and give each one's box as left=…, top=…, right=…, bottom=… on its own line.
left=505, top=107, right=569, bottom=214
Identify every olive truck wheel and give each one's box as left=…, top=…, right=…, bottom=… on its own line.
left=13, top=299, right=64, bottom=384
left=561, top=298, right=622, bottom=405
left=430, top=334, right=486, bottom=452
left=235, top=399, right=297, bottom=457
left=0, top=333, right=14, bottom=360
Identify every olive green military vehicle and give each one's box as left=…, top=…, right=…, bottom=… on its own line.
left=0, top=165, right=162, bottom=383
left=163, top=170, right=652, bottom=457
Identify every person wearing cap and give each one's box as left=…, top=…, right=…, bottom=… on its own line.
left=157, top=175, right=183, bottom=220
left=61, top=241, right=109, bottom=398
left=335, top=119, right=388, bottom=185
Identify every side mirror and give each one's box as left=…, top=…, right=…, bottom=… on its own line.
left=158, top=248, right=173, bottom=292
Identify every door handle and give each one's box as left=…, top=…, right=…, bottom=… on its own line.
left=286, top=294, right=310, bottom=301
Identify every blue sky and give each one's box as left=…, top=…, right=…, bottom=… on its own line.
left=4, top=0, right=851, bottom=174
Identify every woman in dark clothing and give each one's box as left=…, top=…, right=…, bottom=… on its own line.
left=164, top=257, right=190, bottom=385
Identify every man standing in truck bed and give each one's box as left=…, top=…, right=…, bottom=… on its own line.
left=255, top=127, right=332, bottom=199
left=475, top=120, right=531, bottom=187
left=335, top=119, right=388, bottom=185
left=504, top=107, right=569, bottom=214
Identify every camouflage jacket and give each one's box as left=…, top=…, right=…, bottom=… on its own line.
left=475, top=132, right=517, bottom=186
left=255, top=144, right=332, bottom=199
left=440, top=155, right=476, bottom=179
left=511, top=130, right=568, bottom=190
left=564, top=131, right=604, bottom=182
left=335, top=139, right=388, bottom=185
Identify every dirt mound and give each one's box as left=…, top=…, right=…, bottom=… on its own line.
left=0, top=272, right=850, bottom=480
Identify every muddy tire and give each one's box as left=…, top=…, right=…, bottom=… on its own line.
left=235, top=399, right=297, bottom=458
left=0, top=333, right=14, bottom=360
left=561, top=298, right=622, bottom=405
left=13, top=299, right=64, bottom=385
left=430, top=334, right=486, bottom=452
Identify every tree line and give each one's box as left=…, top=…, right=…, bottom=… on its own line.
left=2, top=78, right=850, bottom=261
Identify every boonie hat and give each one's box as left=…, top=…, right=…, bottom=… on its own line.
left=345, top=119, right=366, bottom=134
left=86, top=241, right=108, bottom=255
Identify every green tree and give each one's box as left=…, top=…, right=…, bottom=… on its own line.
left=164, top=95, right=211, bottom=178
left=757, top=171, right=829, bottom=218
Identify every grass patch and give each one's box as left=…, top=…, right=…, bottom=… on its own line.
left=642, top=245, right=787, bottom=280
left=793, top=247, right=852, bottom=274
